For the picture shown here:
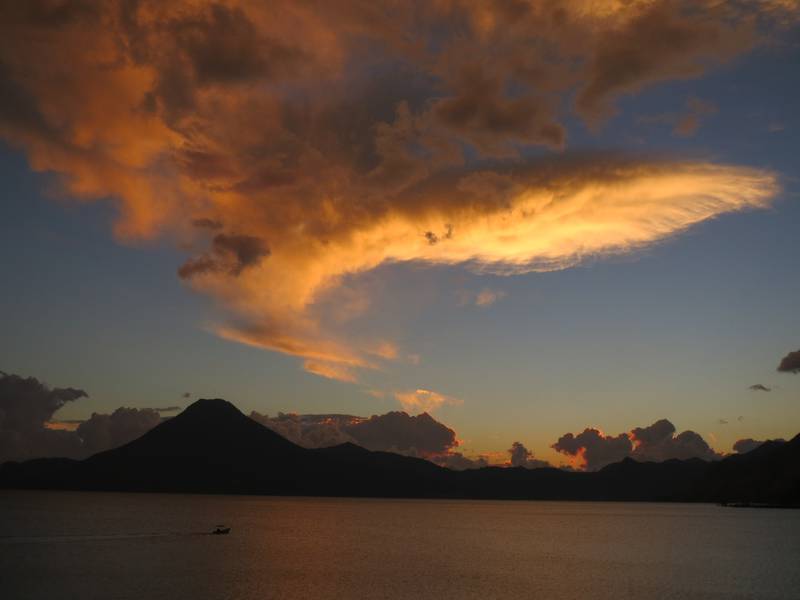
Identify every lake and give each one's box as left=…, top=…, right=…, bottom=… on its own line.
left=1, top=491, right=798, bottom=599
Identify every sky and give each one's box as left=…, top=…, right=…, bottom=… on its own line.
left=1, top=0, right=799, bottom=468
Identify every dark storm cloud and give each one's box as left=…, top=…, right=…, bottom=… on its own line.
left=748, top=384, right=771, bottom=392
left=777, top=350, right=800, bottom=373
left=508, top=441, right=551, bottom=469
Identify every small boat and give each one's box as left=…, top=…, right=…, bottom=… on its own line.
left=212, top=525, right=231, bottom=535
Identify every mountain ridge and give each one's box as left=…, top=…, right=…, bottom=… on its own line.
left=2, top=399, right=798, bottom=504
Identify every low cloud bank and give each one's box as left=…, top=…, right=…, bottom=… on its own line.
left=1, top=372, right=166, bottom=463
left=508, top=442, right=551, bottom=469
left=552, top=418, right=721, bottom=471
left=3, top=371, right=783, bottom=471
left=732, top=438, right=784, bottom=454
left=249, top=410, right=458, bottom=457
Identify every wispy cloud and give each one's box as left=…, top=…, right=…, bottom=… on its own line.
left=458, top=287, right=507, bottom=308
left=394, top=389, right=463, bottom=414
left=638, top=96, right=718, bottom=137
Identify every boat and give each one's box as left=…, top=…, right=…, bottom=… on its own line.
left=212, top=525, right=231, bottom=535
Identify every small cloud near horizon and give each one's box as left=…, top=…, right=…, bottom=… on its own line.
left=508, top=442, right=551, bottom=469
left=732, top=438, right=785, bottom=454
left=748, top=384, right=771, bottom=392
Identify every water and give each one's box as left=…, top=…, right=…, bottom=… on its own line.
left=1, top=491, right=798, bottom=600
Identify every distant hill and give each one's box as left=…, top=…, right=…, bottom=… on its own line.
left=2, top=398, right=798, bottom=504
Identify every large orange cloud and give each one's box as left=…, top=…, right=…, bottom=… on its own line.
left=0, top=0, right=792, bottom=381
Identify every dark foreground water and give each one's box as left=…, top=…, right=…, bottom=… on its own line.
left=1, top=491, right=799, bottom=600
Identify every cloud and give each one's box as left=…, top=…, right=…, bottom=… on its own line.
left=630, top=419, right=720, bottom=462
left=301, top=360, right=358, bottom=383
left=178, top=233, right=269, bottom=279
left=0, top=370, right=169, bottom=463
left=733, top=438, right=765, bottom=453
left=0, top=1, right=791, bottom=381
left=0, top=371, right=87, bottom=463
left=673, top=97, right=718, bottom=137
left=638, top=96, right=718, bottom=137
left=75, top=407, right=162, bottom=456
left=459, top=287, right=507, bottom=308
left=718, top=419, right=729, bottom=425
left=777, top=349, right=800, bottom=373
left=429, top=452, right=489, bottom=471
left=552, top=418, right=721, bottom=470
left=551, top=428, right=633, bottom=471
left=748, top=384, right=771, bottom=392
left=732, top=436, right=787, bottom=454
left=508, top=441, right=551, bottom=469
left=394, top=389, right=463, bottom=414
left=154, top=406, right=181, bottom=412
left=250, top=409, right=458, bottom=457
left=475, top=288, right=506, bottom=307
left=575, top=3, right=753, bottom=123
left=250, top=408, right=503, bottom=469
left=350, top=411, right=458, bottom=456
left=0, top=371, right=87, bottom=432
left=249, top=412, right=358, bottom=449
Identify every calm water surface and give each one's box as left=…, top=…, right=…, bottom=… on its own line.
left=1, top=491, right=799, bottom=599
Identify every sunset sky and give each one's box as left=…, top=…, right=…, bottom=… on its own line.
left=1, top=0, right=799, bottom=467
